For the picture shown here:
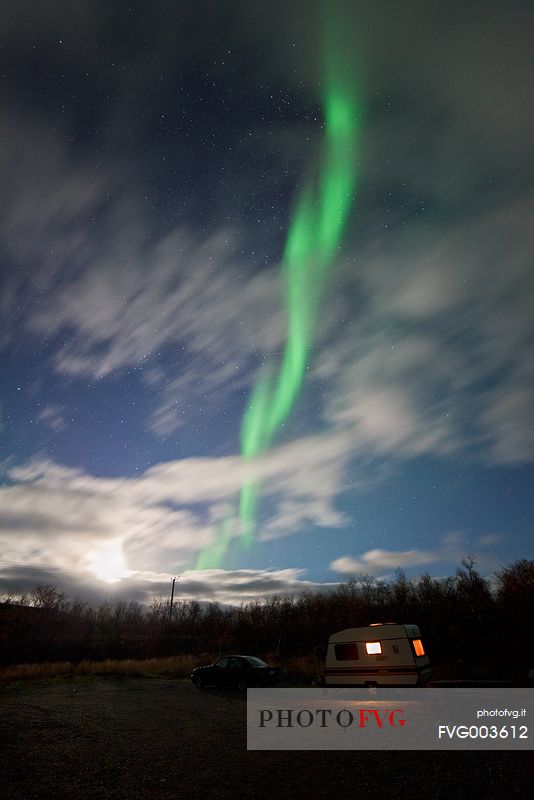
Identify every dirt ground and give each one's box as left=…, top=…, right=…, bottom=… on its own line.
left=1, top=676, right=531, bottom=800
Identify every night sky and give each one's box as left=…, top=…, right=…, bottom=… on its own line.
left=1, top=0, right=533, bottom=606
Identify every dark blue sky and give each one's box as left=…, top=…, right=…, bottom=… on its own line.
left=1, top=0, right=533, bottom=605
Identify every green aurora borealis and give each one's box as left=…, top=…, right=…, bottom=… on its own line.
left=196, top=26, right=361, bottom=569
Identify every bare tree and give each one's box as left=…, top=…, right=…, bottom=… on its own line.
left=28, top=584, right=66, bottom=610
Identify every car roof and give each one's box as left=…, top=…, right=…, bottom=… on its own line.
left=219, top=654, right=259, bottom=658
left=218, top=654, right=268, bottom=661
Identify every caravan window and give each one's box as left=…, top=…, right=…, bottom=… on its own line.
left=334, top=643, right=359, bottom=660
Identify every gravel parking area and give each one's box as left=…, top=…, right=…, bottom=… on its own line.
left=1, top=676, right=531, bottom=800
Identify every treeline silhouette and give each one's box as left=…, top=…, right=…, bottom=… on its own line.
left=1, top=558, right=532, bottom=680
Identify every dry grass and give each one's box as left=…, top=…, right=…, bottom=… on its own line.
left=0, top=652, right=326, bottom=685
left=270, top=654, right=324, bottom=684
left=0, top=654, right=203, bottom=683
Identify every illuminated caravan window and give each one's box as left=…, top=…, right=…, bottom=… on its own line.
left=365, top=641, right=382, bottom=655
left=334, top=643, right=359, bottom=661
left=412, top=639, right=425, bottom=657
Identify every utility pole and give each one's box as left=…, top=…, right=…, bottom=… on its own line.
left=169, top=576, right=179, bottom=622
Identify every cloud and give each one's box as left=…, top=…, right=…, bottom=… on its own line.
left=0, top=120, right=287, bottom=437
left=0, top=563, right=332, bottom=608
left=171, top=568, right=331, bottom=605
left=26, top=227, right=254, bottom=376
left=331, top=549, right=438, bottom=576
left=330, top=532, right=505, bottom=577
left=37, top=406, right=67, bottom=432
left=314, top=329, right=464, bottom=466
left=0, top=428, right=355, bottom=588
left=2, top=442, right=343, bottom=604
left=310, top=189, right=534, bottom=467
left=477, top=534, right=502, bottom=548
left=0, top=467, right=215, bottom=577
left=480, top=381, right=534, bottom=466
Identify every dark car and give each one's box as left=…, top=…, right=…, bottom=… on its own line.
left=191, top=655, right=279, bottom=691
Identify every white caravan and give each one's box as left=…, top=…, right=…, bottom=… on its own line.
left=325, top=623, right=431, bottom=686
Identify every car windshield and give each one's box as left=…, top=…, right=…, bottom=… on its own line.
left=243, top=656, right=267, bottom=667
